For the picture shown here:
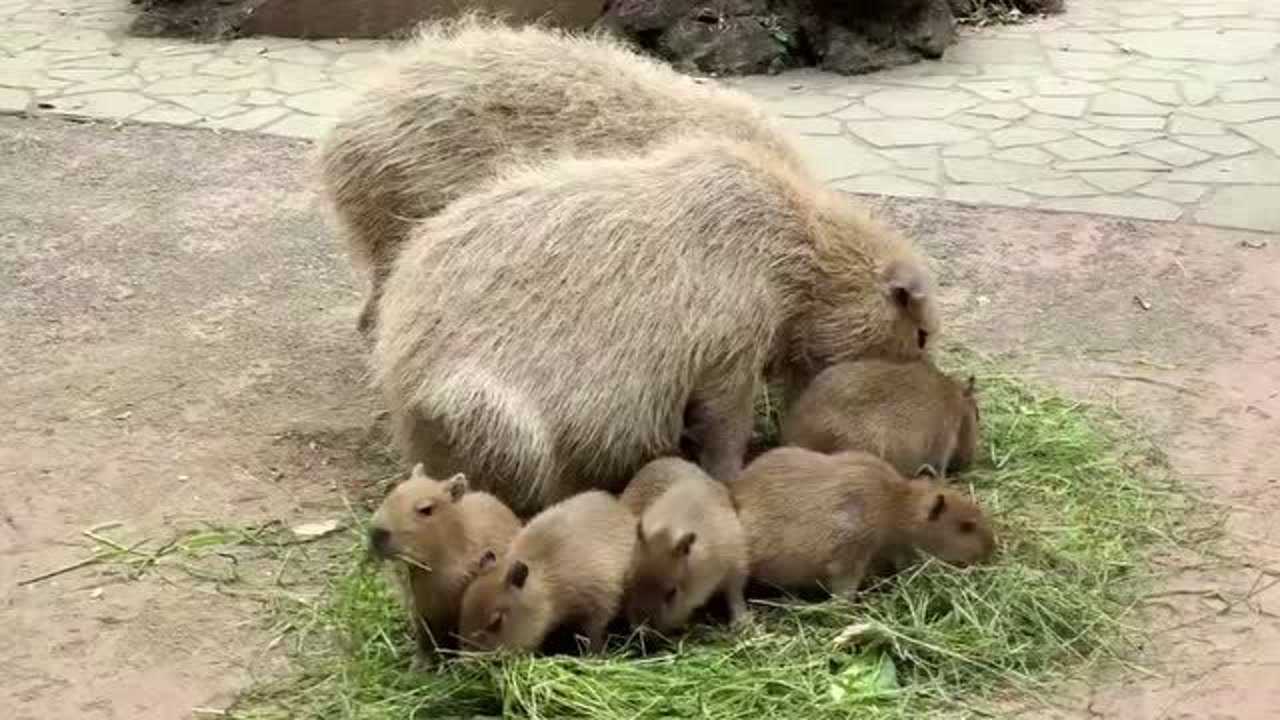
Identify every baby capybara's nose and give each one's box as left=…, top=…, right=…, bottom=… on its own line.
left=368, top=526, right=391, bottom=556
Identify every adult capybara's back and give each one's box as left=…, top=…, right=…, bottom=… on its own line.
left=319, top=16, right=803, bottom=335
left=374, top=136, right=939, bottom=515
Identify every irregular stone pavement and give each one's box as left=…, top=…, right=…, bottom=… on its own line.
left=2, top=0, right=1278, bottom=231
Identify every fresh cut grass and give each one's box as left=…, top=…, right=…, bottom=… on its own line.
left=229, top=352, right=1189, bottom=719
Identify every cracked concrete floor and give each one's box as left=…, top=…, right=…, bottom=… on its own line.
left=2, top=0, right=1280, bottom=231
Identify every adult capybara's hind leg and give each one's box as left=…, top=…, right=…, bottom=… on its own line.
left=392, top=410, right=465, bottom=480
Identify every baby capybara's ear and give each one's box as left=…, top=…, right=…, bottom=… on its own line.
left=445, top=473, right=469, bottom=501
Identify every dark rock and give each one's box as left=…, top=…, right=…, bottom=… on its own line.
left=657, top=6, right=807, bottom=76
left=599, top=0, right=689, bottom=33
left=818, top=23, right=918, bottom=75
left=812, top=0, right=955, bottom=75
left=946, top=0, right=1067, bottom=19
left=129, top=0, right=263, bottom=40
left=901, top=0, right=956, bottom=58
left=1014, top=0, right=1065, bottom=13
left=599, top=0, right=964, bottom=76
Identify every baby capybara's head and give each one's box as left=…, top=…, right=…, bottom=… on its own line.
left=367, top=463, right=468, bottom=564
left=458, top=553, right=548, bottom=652
left=907, top=483, right=996, bottom=566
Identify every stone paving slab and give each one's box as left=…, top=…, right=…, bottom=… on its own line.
left=1, top=0, right=1278, bottom=232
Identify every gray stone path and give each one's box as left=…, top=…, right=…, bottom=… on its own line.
left=3, top=0, right=1279, bottom=232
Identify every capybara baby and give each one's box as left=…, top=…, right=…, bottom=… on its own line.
left=621, top=458, right=750, bottom=631
left=457, top=490, right=636, bottom=653
left=731, top=447, right=994, bottom=599
left=367, top=463, right=521, bottom=656
left=781, top=359, right=980, bottom=478
left=374, top=135, right=939, bottom=514
left=319, top=15, right=804, bottom=335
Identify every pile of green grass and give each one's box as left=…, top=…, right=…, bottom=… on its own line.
left=231, top=356, right=1185, bottom=719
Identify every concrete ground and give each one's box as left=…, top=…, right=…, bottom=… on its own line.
left=1, top=114, right=1276, bottom=720
left=2, top=0, right=1280, bottom=231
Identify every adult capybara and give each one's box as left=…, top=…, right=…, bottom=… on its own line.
left=373, top=135, right=939, bottom=514
left=318, top=15, right=804, bottom=336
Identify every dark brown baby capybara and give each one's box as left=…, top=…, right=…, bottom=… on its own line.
left=730, top=448, right=995, bottom=599
left=781, top=359, right=980, bottom=478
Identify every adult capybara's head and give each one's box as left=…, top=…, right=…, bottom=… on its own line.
left=795, top=190, right=939, bottom=375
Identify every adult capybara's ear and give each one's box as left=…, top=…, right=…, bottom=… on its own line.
left=506, top=560, right=529, bottom=590
left=884, top=259, right=929, bottom=312
left=883, top=258, right=938, bottom=350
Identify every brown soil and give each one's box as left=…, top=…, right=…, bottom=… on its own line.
left=1, top=115, right=1276, bottom=719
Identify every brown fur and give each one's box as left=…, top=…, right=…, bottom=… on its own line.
left=620, top=458, right=750, bottom=631
left=457, top=490, right=636, bottom=653
left=374, top=135, right=938, bottom=514
left=317, top=14, right=804, bottom=336
left=781, top=359, right=980, bottom=478
left=618, top=457, right=682, bottom=516
left=730, top=447, right=995, bottom=599
left=368, top=463, right=521, bottom=655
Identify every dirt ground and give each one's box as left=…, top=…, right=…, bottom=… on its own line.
left=0, top=115, right=1276, bottom=720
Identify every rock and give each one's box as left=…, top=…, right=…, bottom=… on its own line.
left=818, top=23, right=919, bottom=75
left=599, top=0, right=962, bottom=77
left=902, top=0, right=956, bottom=59
left=657, top=6, right=805, bottom=76
left=947, top=0, right=1065, bottom=19
left=599, top=0, right=688, bottom=34
left=1013, top=0, right=1065, bottom=14
left=811, top=0, right=956, bottom=75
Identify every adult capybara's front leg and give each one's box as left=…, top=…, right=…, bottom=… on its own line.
left=689, top=376, right=756, bottom=483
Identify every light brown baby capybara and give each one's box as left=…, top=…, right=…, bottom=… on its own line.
left=374, top=135, right=939, bottom=514
left=457, top=490, right=636, bottom=653
left=367, top=463, right=521, bottom=656
left=620, top=458, right=750, bottom=632
left=730, top=447, right=995, bottom=599
left=781, top=359, right=980, bottom=478
left=318, top=14, right=803, bottom=336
